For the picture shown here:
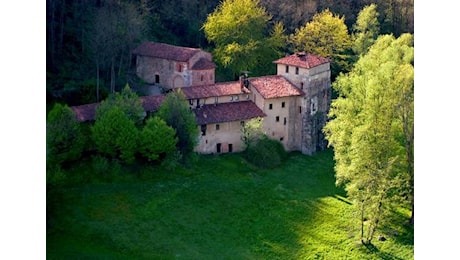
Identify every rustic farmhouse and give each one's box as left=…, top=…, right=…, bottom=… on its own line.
left=71, top=42, right=331, bottom=155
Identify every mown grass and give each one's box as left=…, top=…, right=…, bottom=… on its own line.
left=46, top=149, right=413, bottom=259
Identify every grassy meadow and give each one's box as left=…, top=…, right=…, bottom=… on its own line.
left=46, top=149, right=413, bottom=259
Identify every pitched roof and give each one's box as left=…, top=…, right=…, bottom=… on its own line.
left=71, top=103, right=99, bottom=122
left=71, top=95, right=166, bottom=122
left=249, top=75, right=304, bottom=99
left=181, top=81, right=250, bottom=99
left=194, top=101, right=265, bottom=125
left=191, top=58, right=216, bottom=70
left=273, top=52, right=330, bottom=69
left=140, top=95, right=166, bottom=112
left=132, top=42, right=201, bottom=62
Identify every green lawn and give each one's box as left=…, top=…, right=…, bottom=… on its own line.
left=46, top=149, right=413, bottom=259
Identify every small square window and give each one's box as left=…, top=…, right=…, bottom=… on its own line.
left=269, top=104, right=273, bottom=110
left=281, top=102, right=285, bottom=108
left=280, top=137, right=284, bottom=141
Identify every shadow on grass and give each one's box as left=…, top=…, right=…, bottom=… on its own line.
left=364, top=243, right=405, bottom=260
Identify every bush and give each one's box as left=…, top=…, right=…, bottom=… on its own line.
left=244, top=135, right=287, bottom=169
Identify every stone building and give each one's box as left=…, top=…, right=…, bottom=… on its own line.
left=131, top=42, right=216, bottom=89
left=72, top=42, right=331, bottom=156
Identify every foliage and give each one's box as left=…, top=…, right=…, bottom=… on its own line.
left=156, top=90, right=199, bottom=160
left=245, top=135, right=287, bottom=169
left=241, top=117, right=265, bottom=148
left=92, top=106, right=139, bottom=164
left=140, top=116, right=178, bottom=161
left=96, top=84, right=145, bottom=126
left=290, top=9, right=353, bottom=77
left=323, top=33, right=414, bottom=243
left=352, top=4, right=380, bottom=56
left=46, top=103, right=85, bottom=166
left=203, top=0, right=286, bottom=78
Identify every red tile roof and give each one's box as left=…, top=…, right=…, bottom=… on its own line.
left=194, top=101, right=266, bottom=125
left=181, top=81, right=250, bottom=99
left=191, top=58, right=216, bottom=70
left=71, top=95, right=166, bottom=122
left=71, top=103, right=100, bottom=122
left=273, top=52, right=330, bottom=69
left=249, top=75, right=304, bottom=99
left=140, top=95, right=166, bottom=112
left=132, top=42, right=201, bottom=62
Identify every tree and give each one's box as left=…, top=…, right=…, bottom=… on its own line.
left=140, top=116, right=178, bottom=162
left=290, top=9, right=352, bottom=78
left=92, top=106, right=139, bottom=164
left=46, top=103, right=85, bottom=165
left=323, top=33, right=414, bottom=244
left=203, top=0, right=286, bottom=79
left=352, top=4, right=380, bottom=56
left=96, top=84, right=145, bottom=126
left=241, top=117, right=264, bottom=149
left=156, top=90, right=199, bottom=160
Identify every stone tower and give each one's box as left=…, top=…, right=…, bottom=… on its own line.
left=273, top=52, right=331, bottom=155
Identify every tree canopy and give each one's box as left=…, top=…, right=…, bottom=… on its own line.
left=323, top=33, right=414, bottom=243
left=156, top=90, right=199, bottom=160
left=203, top=0, right=285, bottom=79
left=352, top=4, right=380, bottom=56
left=290, top=9, right=353, bottom=77
left=140, top=116, right=178, bottom=162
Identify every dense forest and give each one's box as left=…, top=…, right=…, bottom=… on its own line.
left=46, top=0, right=413, bottom=106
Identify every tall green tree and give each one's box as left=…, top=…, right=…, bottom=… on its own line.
left=290, top=9, right=352, bottom=78
left=140, top=116, right=178, bottom=162
left=92, top=106, right=139, bottom=164
left=203, top=0, right=286, bottom=79
left=46, top=103, right=85, bottom=165
left=323, top=33, right=414, bottom=243
left=96, top=84, right=145, bottom=126
left=352, top=4, right=380, bottom=56
left=156, top=90, right=199, bottom=161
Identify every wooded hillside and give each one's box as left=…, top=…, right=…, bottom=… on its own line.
left=46, top=0, right=413, bottom=106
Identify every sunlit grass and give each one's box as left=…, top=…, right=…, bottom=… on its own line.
left=47, top=149, right=413, bottom=259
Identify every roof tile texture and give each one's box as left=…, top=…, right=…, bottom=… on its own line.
left=181, top=81, right=250, bottom=99
left=249, top=75, right=304, bottom=99
left=132, top=42, right=201, bottom=62
left=194, top=101, right=265, bottom=125
left=273, top=53, right=329, bottom=69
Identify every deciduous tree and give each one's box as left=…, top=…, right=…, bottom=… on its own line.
left=290, top=9, right=352, bottom=77
left=140, top=117, right=178, bottom=162
left=203, top=0, right=286, bottom=79
left=352, top=4, right=380, bottom=56
left=156, top=90, right=199, bottom=161
left=46, top=103, right=85, bottom=165
left=92, top=106, right=139, bottom=164
left=323, top=33, right=414, bottom=243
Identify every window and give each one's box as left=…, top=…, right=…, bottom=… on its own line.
left=280, top=137, right=284, bottom=142
left=234, top=95, right=239, bottom=101
left=201, top=124, right=207, bottom=136
left=240, top=121, right=245, bottom=126
left=177, top=64, right=183, bottom=72
left=196, top=99, right=200, bottom=107
left=299, top=106, right=302, bottom=114
left=301, top=82, right=304, bottom=89
left=285, top=65, right=289, bottom=73
left=228, top=144, right=233, bottom=153
left=281, top=102, right=285, bottom=108
left=284, top=117, right=287, bottom=125
left=269, top=103, right=273, bottom=110
left=200, top=74, right=204, bottom=81
left=189, top=99, right=194, bottom=105
left=276, top=116, right=280, bottom=122
left=295, top=67, right=299, bottom=75
left=155, top=74, right=160, bottom=84
left=216, top=124, right=220, bottom=130
left=217, top=143, right=222, bottom=153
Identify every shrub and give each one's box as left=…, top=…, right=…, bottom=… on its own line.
left=244, top=135, right=287, bottom=169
